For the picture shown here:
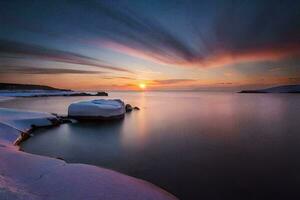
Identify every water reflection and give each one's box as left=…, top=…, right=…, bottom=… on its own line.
left=121, top=92, right=148, bottom=147
left=2, top=92, right=300, bottom=200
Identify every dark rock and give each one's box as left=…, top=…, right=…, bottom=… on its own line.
left=48, top=117, right=60, bottom=126
left=30, top=124, right=37, bottom=129
left=96, top=92, right=108, bottom=96
left=56, top=157, right=65, bottom=161
left=125, top=104, right=133, bottom=112
left=61, top=119, right=72, bottom=123
left=239, top=90, right=267, bottom=93
left=14, top=132, right=30, bottom=145
left=133, top=106, right=140, bottom=110
left=55, top=115, right=74, bottom=124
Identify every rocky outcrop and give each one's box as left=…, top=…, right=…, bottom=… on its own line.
left=125, top=104, right=133, bottom=112
left=125, top=104, right=140, bottom=112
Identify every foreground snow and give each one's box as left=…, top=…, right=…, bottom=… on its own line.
left=68, top=99, right=125, bottom=119
left=0, top=108, right=177, bottom=200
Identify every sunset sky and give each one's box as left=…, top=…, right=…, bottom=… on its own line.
left=0, top=0, right=300, bottom=91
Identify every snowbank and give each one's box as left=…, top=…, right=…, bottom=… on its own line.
left=68, top=99, right=125, bottom=119
left=0, top=108, right=177, bottom=200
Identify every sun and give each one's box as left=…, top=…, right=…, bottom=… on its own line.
left=138, top=83, right=146, bottom=89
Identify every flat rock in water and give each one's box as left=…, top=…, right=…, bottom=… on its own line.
left=68, top=99, right=125, bottom=120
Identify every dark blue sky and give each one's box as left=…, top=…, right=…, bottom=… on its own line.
left=0, top=0, right=299, bottom=90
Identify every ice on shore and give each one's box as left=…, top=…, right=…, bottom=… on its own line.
left=0, top=108, right=177, bottom=200
left=68, top=99, right=125, bottom=119
left=0, top=108, right=57, bottom=133
left=0, top=90, right=108, bottom=97
left=0, top=89, right=78, bottom=97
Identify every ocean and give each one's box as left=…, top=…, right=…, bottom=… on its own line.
left=1, top=92, right=300, bottom=199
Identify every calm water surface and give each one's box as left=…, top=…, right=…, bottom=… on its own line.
left=1, top=92, right=300, bottom=200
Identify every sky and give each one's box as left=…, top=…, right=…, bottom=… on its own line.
left=0, top=0, right=300, bottom=91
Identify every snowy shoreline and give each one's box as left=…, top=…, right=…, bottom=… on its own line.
left=0, top=106, right=177, bottom=200
left=0, top=90, right=108, bottom=97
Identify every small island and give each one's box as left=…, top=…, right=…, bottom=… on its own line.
left=239, top=84, right=300, bottom=93
left=0, top=83, right=108, bottom=97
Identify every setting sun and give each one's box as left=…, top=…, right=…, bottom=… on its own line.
left=139, top=83, right=146, bottom=89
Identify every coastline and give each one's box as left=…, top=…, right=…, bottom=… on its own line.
left=0, top=105, right=177, bottom=200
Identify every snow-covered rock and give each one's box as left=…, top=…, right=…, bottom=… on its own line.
left=0, top=108, right=58, bottom=133
left=68, top=99, right=125, bottom=119
left=0, top=108, right=177, bottom=200
left=0, top=108, right=59, bottom=145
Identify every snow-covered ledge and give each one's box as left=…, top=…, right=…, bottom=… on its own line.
left=0, top=108, right=177, bottom=200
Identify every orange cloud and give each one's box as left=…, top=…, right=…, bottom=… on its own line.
left=103, top=41, right=171, bottom=66
left=104, top=40, right=300, bottom=68
left=192, top=44, right=300, bottom=67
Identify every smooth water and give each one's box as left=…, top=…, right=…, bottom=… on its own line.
left=1, top=92, right=300, bottom=200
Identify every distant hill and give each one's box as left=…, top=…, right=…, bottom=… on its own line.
left=239, top=85, right=300, bottom=93
left=0, top=83, right=71, bottom=91
left=0, top=83, right=108, bottom=97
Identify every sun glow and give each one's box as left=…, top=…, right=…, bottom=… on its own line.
left=139, top=83, right=146, bottom=89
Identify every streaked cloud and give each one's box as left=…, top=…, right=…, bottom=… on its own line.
left=0, top=0, right=299, bottom=90
left=0, top=39, right=132, bottom=73
left=0, top=65, right=106, bottom=75
left=97, top=0, right=300, bottom=68
left=151, top=79, right=197, bottom=85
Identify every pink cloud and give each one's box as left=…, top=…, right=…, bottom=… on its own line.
left=103, top=40, right=300, bottom=68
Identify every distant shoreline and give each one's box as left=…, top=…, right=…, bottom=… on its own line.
left=0, top=82, right=108, bottom=97
left=239, top=84, right=300, bottom=93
